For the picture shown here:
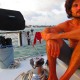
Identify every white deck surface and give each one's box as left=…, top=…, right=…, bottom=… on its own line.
left=0, top=55, right=80, bottom=80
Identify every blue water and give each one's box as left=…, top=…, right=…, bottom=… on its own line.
left=13, top=27, right=46, bottom=58
left=14, top=40, right=46, bottom=58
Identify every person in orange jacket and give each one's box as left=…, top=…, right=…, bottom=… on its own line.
left=41, top=0, right=80, bottom=80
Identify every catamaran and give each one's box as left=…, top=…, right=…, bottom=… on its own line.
left=0, top=8, right=80, bottom=80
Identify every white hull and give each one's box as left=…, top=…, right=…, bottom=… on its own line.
left=0, top=55, right=80, bottom=80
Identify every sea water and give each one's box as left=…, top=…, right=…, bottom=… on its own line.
left=0, top=27, right=46, bottom=58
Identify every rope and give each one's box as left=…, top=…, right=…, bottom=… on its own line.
left=34, top=45, right=41, bottom=55
left=14, top=72, right=26, bottom=80
left=14, top=68, right=49, bottom=80
left=31, top=40, right=41, bottom=55
left=14, top=71, right=31, bottom=80
left=8, top=60, right=20, bottom=69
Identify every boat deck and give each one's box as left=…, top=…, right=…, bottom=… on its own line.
left=0, top=55, right=80, bottom=80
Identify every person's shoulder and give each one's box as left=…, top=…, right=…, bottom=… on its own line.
left=58, top=20, right=71, bottom=26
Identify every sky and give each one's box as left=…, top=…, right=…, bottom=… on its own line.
left=0, top=0, right=69, bottom=25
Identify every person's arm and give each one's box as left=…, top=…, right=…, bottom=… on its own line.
left=45, top=29, right=80, bottom=41
left=41, top=21, right=68, bottom=41
left=56, top=29, right=80, bottom=40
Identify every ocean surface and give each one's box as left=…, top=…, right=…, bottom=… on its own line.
left=0, top=27, right=46, bottom=58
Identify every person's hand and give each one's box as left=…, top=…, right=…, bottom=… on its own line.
left=46, top=40, right=60, bottom=58
left=41, top=27, right=50, bottom=40
left=41, top=27, right=57, bottom=41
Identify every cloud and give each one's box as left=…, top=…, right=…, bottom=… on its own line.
left=0, top=0, right=68, bottom=25
left=21, top=0, right=68, bottom=25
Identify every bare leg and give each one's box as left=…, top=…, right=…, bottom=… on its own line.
left=60, top=41, right=80, bottom=80
left=46, top=40, right=58, bottom=80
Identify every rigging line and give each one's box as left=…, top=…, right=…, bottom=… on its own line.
left=34, top=45, right=41, bottom=55
left=31, top=39, right=41, bottom=55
